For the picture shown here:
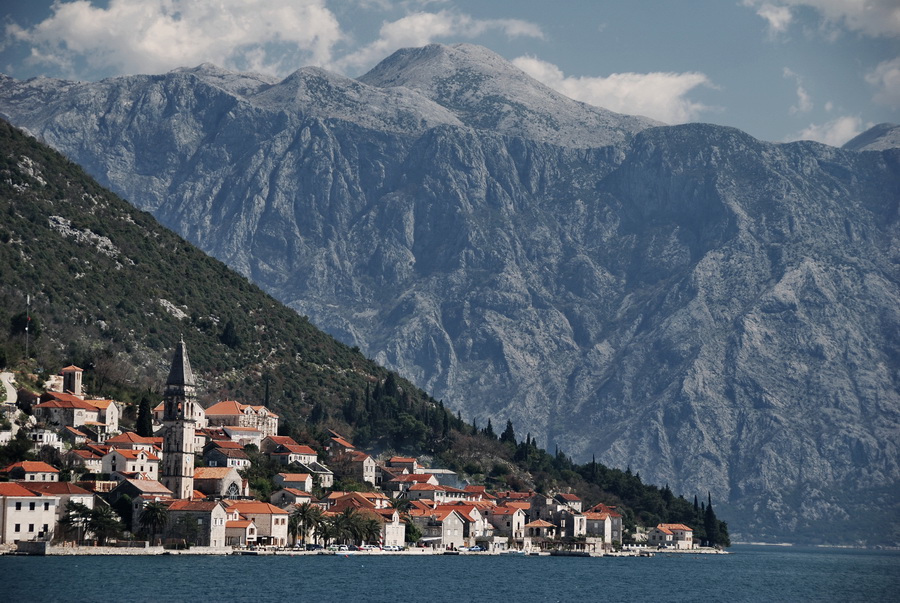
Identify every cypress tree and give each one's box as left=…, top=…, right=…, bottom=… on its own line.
left=500, top=419, right=516, bottom=445
left=483, top=419, right=496, bottom=439
left=136, top=395, right=153, bottom=437
left=704, top=492, right=720, bottom=546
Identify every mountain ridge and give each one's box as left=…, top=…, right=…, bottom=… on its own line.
left=0, top=44, right=898, bottom=544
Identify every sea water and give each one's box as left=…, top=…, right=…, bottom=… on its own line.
left=1, top=545, right=896, bottom=602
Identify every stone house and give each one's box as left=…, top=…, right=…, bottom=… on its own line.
left=32, top=394, right=99, bottom=430
left=411, top=508, right=465, bottom=550
left=485, top=505, right=526, bottom=540
left=165, top=499, right=228, bottom=547
left=193, top=467, right=249, bottom=499
left=648, top=523, right=693, bottom=549
left=270, top=488, right=313, bottom=508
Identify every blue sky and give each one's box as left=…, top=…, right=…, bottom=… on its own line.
left=1, top=1, right=898, bottom=146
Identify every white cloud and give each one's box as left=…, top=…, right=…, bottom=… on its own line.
left=865, top=56, right=900, bottom=108
left=5, top=0, right=344, bottom=78
left=789, top=115, right=866, bottom=146
left=335, top=10, right=543, bottom=73
left=783, top=68, right=813, bottom=114
left=743, top=1, right=900, bottom=38
left=512, top=56, right=715, bottom=124
left=755, top=3, right=794, bottom=36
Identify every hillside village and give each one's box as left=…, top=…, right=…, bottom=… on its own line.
left=1, top=341, right=705, bottom=555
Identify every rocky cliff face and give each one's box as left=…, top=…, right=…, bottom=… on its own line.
left=2, top=44, right=898, bottom=543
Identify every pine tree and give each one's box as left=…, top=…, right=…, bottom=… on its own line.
left=483, top=419, right=496, bottom=439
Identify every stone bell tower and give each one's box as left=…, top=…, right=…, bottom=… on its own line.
left=161, top=339, right=197, bottom=500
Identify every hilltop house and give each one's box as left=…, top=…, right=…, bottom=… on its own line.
left=102, top=449, right=159, bottom=481
left=204, top=400, right=278, bottom=437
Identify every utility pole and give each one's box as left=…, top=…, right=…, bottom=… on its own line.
left=25, top=294, right=30, bottom=362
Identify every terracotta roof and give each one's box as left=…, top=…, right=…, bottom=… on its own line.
left=194, top=467, right=237, bottom=480
left=225, top=501, right=289, bottom=515
left=0, top=482, right=41, bottom=497
left=524, top=519, right=556, bottom=528
left=168, top=500, right=222, bottom=512
left=35, top=396, right=98, bottom=410
left=206, top=400, right=279, bottom=418
left=281, top=488, right=312, bottom=497
left=224, top=426, right=262, bottom=433
left=657, top=523, right=693, bottom=533
left=108, top=449, right=160, bottom=461
left=584, top=512, right=611, bottom=521
left=227, top=520, right=254, bottom=529
left=119, top=479, right=173, bottom=495
left=2, top=461, right=59, bottom=473
left=275, top=444, right=316, bottom=455
left=209, top=440, right=244, bottom=449
left=61, top=365, right=83, bottom=372
left=409, top=483, right=444, bottom=491
left=264, top=435, right=299, bottom=447
left=556, top=493, right=581, bottom=501
left=489, top=506, right=521, bottom=516
left=276, top=473, right=311, bottom=482
left=107, top=432, right=157, bottom=445
left=84, top=398, right=116, bottom=410
left=23, top=482, right=92, bottom=496
left=388, top=456, right=417, bottom=463
left=64, top=426, right=88, bottom=437
left=391, top=474, right=436, bottom=483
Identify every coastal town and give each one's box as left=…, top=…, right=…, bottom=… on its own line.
left=0, top=341, right=712, bottom=557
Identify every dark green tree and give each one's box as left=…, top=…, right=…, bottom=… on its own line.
left=139, top=501, right=169, bottom=545
left=219, top=318, right=241, bottom=348
left=704, top=492, right=720, bottom=546
left=136, top=395, right=153, bottom=437
left=483, top=419, right=496, bottom=439
left=499, top=419, right=516, bottom=445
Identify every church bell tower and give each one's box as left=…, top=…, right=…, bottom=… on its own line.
left=161, top=339, right=197, bottom=499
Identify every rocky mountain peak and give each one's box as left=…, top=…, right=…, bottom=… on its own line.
left=360, top=43, right=660, bottom=148
left=843, top=122, right=900, bottom=151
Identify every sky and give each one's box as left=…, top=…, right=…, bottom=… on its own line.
left=1, top=1, right=898, bottom=146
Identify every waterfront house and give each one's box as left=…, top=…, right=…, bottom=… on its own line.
left=485, top=505, right=526, bottom=540
left=411, top=507, right=466, bottom=550
left=22, top=482, right=94, bottom=536
left=225, top=515, right=258, bottom=547
left=523, top=519, right=557, bottom=539
left=0, top=482, right=58, bottom=544
left=224, top=501, right=289, bottom=546
left=648, top=523, right=694, bottom=549
left=165, top=499, right=228, bottom=547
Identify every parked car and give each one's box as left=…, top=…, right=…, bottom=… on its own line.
left=305, top=543, right=323, bottom=551
left=468, top=545, right=484, bottom=552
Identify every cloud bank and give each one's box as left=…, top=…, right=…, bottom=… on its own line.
left=512, top=56, right=714, bottom=124
left=744, top=0, right=900, bottom=38
left=5, top=0, right=343, bottom=77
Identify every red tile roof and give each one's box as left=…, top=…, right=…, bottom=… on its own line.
left=0, top=482, right=41, bottom=497
left=225, top=501, right=289, bottom=515
left=2, top=461, right=59, bottom=474
left=23, top=482, right=92, bottom=496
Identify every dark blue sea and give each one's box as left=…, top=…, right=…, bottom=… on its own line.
left=2, top=545, right=896, bottom=602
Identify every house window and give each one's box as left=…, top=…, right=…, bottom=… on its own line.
left=42, top=524, right=48, bottom=533
left=29, top=475, right=35, bottom=480
left=15, top=502, right=21, bottom=511
left=44, top=502, right=50, bottom=511
left=28, top=524, right=34, bottom=532
left=14, top=524, right=20, bottom=532
left=29, top=502, right=35, bottom=511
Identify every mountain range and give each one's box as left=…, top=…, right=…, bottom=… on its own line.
left=1, top=43, right=898, bottom=544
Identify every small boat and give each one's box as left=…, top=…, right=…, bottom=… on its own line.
left=500, top=550, right=526, bottom=556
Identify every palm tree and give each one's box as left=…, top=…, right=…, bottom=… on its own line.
left=138, top=501, right=169, bottom=545
left=389, top=497, right=412, bottom=514
left=334, top=508, right=358, bottom=545
left=315, top=517, right=337, bottom=547
left=289, top=502, right=323, bottom=546
left=359, top=515, right=382, bottom=546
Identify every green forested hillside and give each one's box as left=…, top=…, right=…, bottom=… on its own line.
left=0, top=120, right=728, bottom=543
